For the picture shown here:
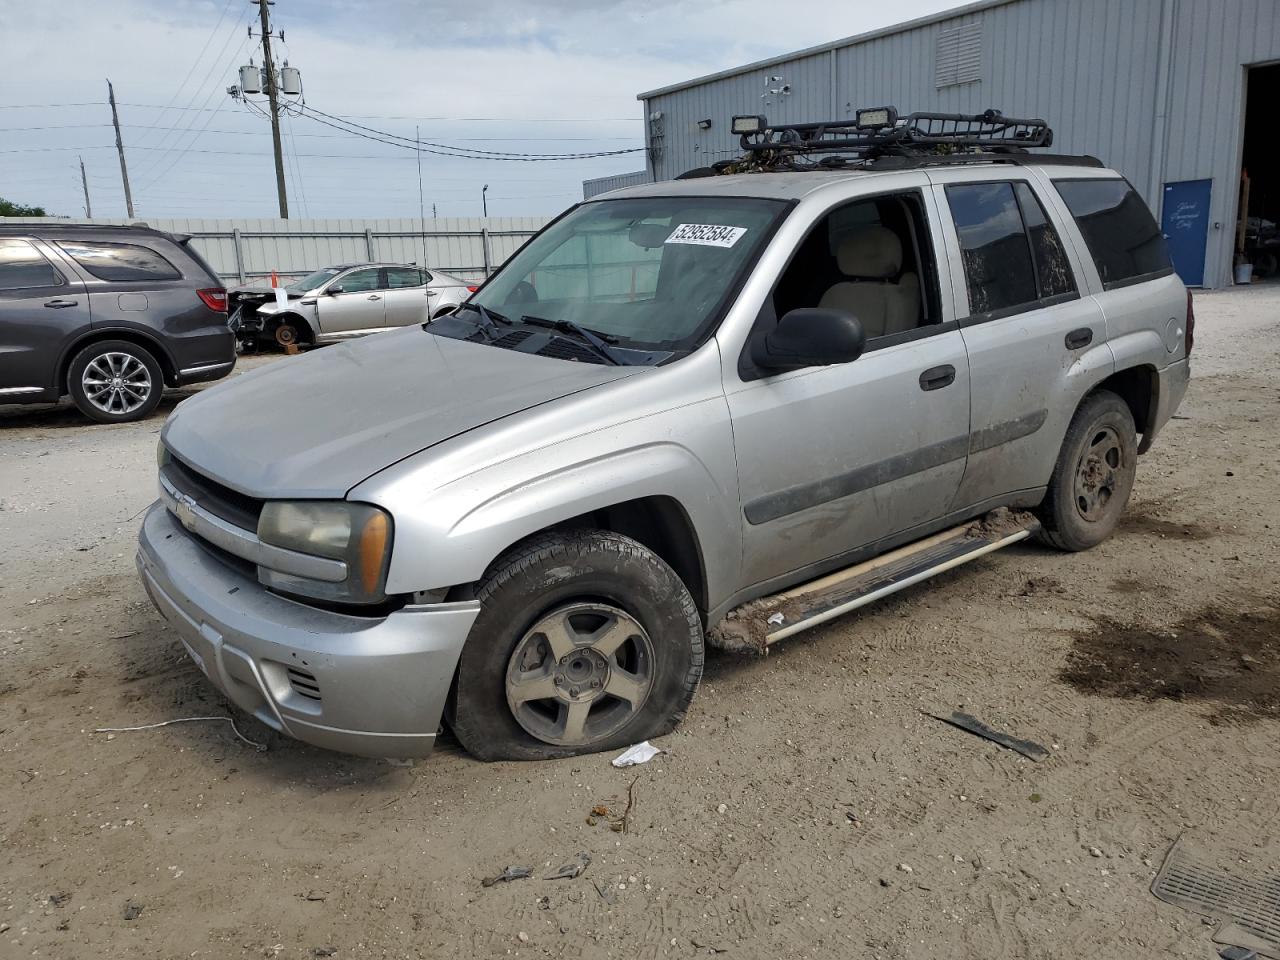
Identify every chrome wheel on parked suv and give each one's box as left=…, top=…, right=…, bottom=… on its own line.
left=68, top=340, right=164, bottom=423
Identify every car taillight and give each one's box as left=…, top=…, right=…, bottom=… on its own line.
left=466, top=285, right=480, bottom=294
left=1185, top=288, right=1195, bottom=356
left=197, top=287, right=228, bottom=313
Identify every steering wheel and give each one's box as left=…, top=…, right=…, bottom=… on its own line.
left=505, top=280, right=539, bottom=306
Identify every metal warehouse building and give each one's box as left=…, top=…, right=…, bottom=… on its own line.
left=590, top=0, right=1280, bottom=289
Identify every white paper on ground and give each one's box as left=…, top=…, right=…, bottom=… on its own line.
left=611, top=741, right=664, bottom=767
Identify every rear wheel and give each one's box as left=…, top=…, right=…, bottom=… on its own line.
left=67, top=340, right=164, bottom=424
left=446, top=530, right=704, bottom=761
left=1036, top=389, right=1137, bottom=551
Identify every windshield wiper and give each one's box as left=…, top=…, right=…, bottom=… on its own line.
left=519, top=315, right=627, bottom=366
left=455, top=301, right=511, bottom=342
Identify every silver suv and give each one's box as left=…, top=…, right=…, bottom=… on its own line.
left=136, top=111, right=1191, bottom=761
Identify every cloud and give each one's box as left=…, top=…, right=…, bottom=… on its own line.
left=1, top=0, right=966, bottom=220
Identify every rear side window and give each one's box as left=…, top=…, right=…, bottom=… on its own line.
left=385, top=267, right=426, bottom=288
left=56, top=241, right=182, bottom=282
left=1013, top=182, right=1077, bottom=299
left=1052, top=179, right=1172, bottom=288
left=0, top=239, right=64, bottom=290
left=945, top=182, right=1039, bottom=315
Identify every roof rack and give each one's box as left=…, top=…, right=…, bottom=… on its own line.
left=696, top=107, right=1101, bottom=175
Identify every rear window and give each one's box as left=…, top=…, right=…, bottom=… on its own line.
left=56, top=241, right=182, bottom=282
left=385, top=267, right=426, bottom=288
left=1052, top=179, right=1172, bottom=288
left=0, top=239, right=64, bottom=290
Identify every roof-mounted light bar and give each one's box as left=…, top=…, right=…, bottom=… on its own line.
left=854, top=106, right=898, bottom=129
left=731, top=114, right=767, bottom=135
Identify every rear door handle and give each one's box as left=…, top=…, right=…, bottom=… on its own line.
left=367, top=294, right=382, bottom=301
left=1065, top=327, right=1093, bottom=350
left=919, top=364, right=956, bottom=391
left=44, top=299, right=78, bottom=309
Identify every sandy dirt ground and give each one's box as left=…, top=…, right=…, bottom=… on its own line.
left=1, top=288, right=1278, bottom=960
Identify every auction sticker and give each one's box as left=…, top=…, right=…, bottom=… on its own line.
left=665, top=223, right=748, bottom=247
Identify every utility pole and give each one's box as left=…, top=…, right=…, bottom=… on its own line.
left=79, top=156, right=92, bottom=218
left=106, top=80, right=134, bottom=218
left=255, top=0, right=289, bottom=218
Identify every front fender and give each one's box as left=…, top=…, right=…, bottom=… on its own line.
left=349, top=370, right=742, bottom=608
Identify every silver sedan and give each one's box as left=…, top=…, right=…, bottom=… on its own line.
left=243, top=262, right=477, bottom=347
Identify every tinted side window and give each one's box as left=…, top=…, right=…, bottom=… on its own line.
left=1013, top=182, right=1077, bottom=299
left=0, top=239, right=64, bottom=290
left=337, top=268, right=381, bottom=293
left=1052, top=179, right=1172, bottom=287
left=945, top=182, right=1038, bottom=315
left=56, top=241, right=181, bottom=282
left=385, top=267, right=425, bottom=289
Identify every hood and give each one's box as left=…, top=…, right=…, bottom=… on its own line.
left=162, top=326, right=641, bottom=498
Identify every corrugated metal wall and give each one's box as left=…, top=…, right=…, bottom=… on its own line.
left=639, top=0, right=1280, bottom=288
left=582, top=170, right=652, bottom=199
left=8, top=217, right=550, bottom=285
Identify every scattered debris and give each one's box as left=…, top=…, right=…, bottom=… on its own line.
left=591, top=879, right=618, bottom=905
left=1089, top=846, right=1104, bottom=858
left=544, top=852, right=591, bottom=880
left=312, top=948, right=337, bottom=958
left=122, top=901, right=144, bottom=921
left=716, top=803, right=728, bottom=815
left=612, top=741, right=663, bottom=767
left=47, top=892, right=71, bottom=907
left=766, top=612, right=785, bottom=626
left=897, top=863, right=914, bottom=874
left=482, top=865, right=532, bottom=887
left=619, top=776, right=639, bottom=834
left=1218, top=946, right=1257, bottom=960
left=302, top=890, right=327, bottom=902
left=94, top=716, right=268, bottom=751
left=691, top=938, right=729, bottom=954
left=517, top=931, right=529, bottom=944
left=925, top=710, right=1050, bottom=761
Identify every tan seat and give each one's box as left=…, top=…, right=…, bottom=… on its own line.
left=818, top=226, right=920, bottom=339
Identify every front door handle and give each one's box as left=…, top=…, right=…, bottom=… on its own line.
left=44, top=299, right=78, bottom=309
left=367, top=294, right=382, bottom=301
left=1065, top=327, right=1093, bottom=350
left=919, top=364, right=956, bottom=391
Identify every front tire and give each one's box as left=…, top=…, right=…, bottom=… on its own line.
left=1036, top=389, right=1137, bottom=551
left=67, top=340, right=164, bottom=424
left=446, top=530, right=704, bottom=761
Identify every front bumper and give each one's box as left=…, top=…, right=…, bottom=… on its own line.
left=136, top=504, right=480, bottom=758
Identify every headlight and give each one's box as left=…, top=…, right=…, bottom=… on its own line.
left=258, top=501, right=392, bottom=604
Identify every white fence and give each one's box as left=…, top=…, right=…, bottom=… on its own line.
left=9, top=216, right=552, bottom=286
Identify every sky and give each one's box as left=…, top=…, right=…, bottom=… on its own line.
left=0, top=0, right=969, bottom=221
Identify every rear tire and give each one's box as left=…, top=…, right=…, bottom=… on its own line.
left=1036, top=389, right=1137, bottom=551
left=446, top=530, right=704, bottom=761
left=67, top=340, right=164, bottom=424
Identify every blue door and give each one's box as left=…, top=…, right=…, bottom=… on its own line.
left=1161, top=179, right=1211, bottom=286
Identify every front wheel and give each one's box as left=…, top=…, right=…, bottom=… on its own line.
left=446, top=530, right=704, bottom=761
left=1036, top=389, right=1138, bottom=551
left=67, top=340, right=164, bottom=423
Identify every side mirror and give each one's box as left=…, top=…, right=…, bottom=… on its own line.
left=326, top=284, right=344, bottom=295
left=752, top=308, right=866, bottom=372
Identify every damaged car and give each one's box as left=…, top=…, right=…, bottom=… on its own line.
left=230, top=262, right=476, bottom=348
left=136, top=109, right=1190, bottom=761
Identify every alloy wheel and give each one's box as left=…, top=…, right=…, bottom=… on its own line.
left=81, top=351, right=153, bottom=416
left=504, top=601, right=655, bottom=747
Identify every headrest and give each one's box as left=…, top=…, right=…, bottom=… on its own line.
left=835, top=226, right=902, bottom=278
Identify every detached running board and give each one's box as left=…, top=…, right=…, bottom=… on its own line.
left=709, top=510, right=1040, bottom=654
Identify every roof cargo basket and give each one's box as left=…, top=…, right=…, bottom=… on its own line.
left=705, top=107, right=1100, bottom=174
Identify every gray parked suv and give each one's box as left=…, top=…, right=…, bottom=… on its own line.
left=0, top=224, right=235, bottom=422
left=136, top=110, right=1190, bottom=761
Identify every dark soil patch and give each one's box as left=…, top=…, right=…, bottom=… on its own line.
left=1119, top=502, right=1214, bottom=540
left=1060, top=599, right=1280, bottom=723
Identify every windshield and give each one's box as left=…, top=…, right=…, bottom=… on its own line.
left=467, top=196, right=786, bottom=355
left=287, top=267, right=342, bottom=293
